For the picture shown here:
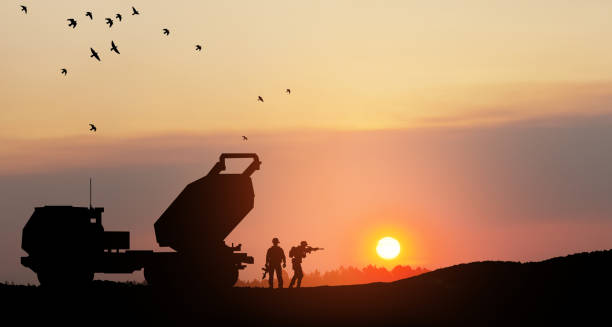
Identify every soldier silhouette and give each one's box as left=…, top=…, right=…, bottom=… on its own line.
left=288, top=240, right=323, bottom=288
left=289, top=241, right=310, bottom=288
left=289, top=241, right=308, bottom=288
left=265, top=237, right=286, bottom=288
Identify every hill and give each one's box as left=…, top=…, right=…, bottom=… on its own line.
left=1, top=249, right=611, bottom=326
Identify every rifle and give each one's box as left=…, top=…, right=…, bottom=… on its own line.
left=261, top=264, right=270, bottom=280
left=305, top=246, right=324, bottom=254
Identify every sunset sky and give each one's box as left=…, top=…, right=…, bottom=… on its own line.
left=2, top=1, right=612, bottom=284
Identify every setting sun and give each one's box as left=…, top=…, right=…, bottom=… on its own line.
left=376, top=237, right=401, bottom=260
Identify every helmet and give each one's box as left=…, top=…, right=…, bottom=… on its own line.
left=300, top=241, right=308, bottom=246
left=272, top=237, right=280, bottom=244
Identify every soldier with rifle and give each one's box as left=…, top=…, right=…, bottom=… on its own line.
left=288, top=241, right=323, bottom=288
left=264, top=237, right=286, bottom=288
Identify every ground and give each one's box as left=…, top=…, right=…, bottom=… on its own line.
left=1, top=250, right=610, bottom=326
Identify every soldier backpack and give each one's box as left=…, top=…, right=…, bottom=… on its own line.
left=289, top=246, right=298, bottom=258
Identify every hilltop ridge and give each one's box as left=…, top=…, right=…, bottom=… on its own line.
left=1, top=249, right=611, bottom=326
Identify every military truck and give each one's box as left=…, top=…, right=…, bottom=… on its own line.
left=20, top=153, right=260, bottom=287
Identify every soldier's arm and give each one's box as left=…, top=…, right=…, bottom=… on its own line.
left=281, top=248, right=286, bottom=265
left=265, top=248, right=271, bottom=264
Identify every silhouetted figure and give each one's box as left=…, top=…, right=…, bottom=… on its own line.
left=266, top=238, right=287, bottom=289
left=163, top=28, right=170, bottom=36
left=195, top=44, right=202, bottom=51
left=242, top=136, right=248, bottom=141
left=20, top=5, right=27, bottom=14
left=61, top=68, right=67, bottom=76
left=89, top=123, right=97, bottom=132
left=67, top=18, right=77, bottom=29
left=116, top=13, right=122, bottom=22
left=257, top=96, right=264, bottom=102
left=131, top=6, right=140, bottom=15
left=85, top=11, right=93, bottom=20
left=90, top=48, right=100, bottom=61
left=110, top=41, right=120, bottom=54
left=289, top=241, right=323, bottom=288
left=105, top=18, right=113, bottom=28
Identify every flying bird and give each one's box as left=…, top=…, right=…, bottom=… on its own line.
left=67, top=18, right=77, bottom=29
left=285, top=89, right=291, bottom=95
left=89, top=124, right=97, bottom=132
left=131, top=6, right=140, bottom=15
left=60, top=68, right=67, bottom=76
left=162, top=28, right=170, bottom=36
left=110, top=41, right=120, bottom=54
left=90, top=48, right=100, bottom=61
left=242, top=136, right=248, bottom=141
left=20, top=5, right=27, bottom=14
left=195, top=44, right=202, bottom=51
left=257, top=96, right=264, bottom=102
left=105, top=18, right=113, bottom=28
left=115, top=13, right=122, bottom=22
left=85, top=11, right=93, bottom=20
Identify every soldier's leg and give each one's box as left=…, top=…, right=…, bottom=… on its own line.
left=268, top=266, right=275, bottom=288
left=275, top=264, right=283, bottom=288
left=289, top=262, right=298, bottom=288
left=289, top=270, right=297, bottom=288
left=296, top=263, right=304, bottom=288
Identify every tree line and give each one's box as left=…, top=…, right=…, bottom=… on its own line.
left=236, top=264, right=429, bottom=287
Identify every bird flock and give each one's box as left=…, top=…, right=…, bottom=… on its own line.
left=19, top=4, right=292, bottom=139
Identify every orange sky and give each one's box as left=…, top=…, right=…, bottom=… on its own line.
left=2, top=1, right=612, bottom=283
left=4, top=1, right=612, bottom=138
left=3, top=119, right=612, bottom=283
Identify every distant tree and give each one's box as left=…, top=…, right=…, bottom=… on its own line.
left=236, top=264, right=429, bottom=288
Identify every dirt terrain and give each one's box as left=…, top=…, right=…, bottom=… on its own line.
left=1, top=250, right=610, bottom=326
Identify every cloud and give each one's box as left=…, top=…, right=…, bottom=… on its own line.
left=417, top=108, right=516, bottom=125
left=409, top=82, right=612, bottom=127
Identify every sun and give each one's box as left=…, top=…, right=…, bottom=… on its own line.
left=376, top=237, right=400, bottom=260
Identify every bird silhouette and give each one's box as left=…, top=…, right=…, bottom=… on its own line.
left=20, top=5, right=27, bottom=14
left=115, top=13, right=122, bottom=22
left=286, top=89, right=291, bottom=95
left=85, top=11, right=93, bottom=20
left=257, top=96, right=264, bottom=102
left=110, top=41, right=120, bottom=54
left=242, top=136, right=248, bottom=141
left=89, top=124, right=97, bottom=132
left=61, top=68, right=67, bottom=76
left=90, top=48, right=100, bottom=61
left=105, top=18, right=113, bottom=28
left=195, top=44, right=202, bottom=51
left=162, top=28, right=170, bottom=36
left=67, top=18, right=77, bottom=29
left=131, top=6, right=140, bottom=15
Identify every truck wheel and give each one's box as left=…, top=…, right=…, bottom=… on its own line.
left=211, top=266, right=238, bottom=288
left=224, top=268, right=239, bottom=287
left=144, top=267, right=155, bottom=285
left=37, top=269, right=93, bottom=287
left=144, top=265, right=174, bottom=287
left=36, top=271, right=54, bottom=286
